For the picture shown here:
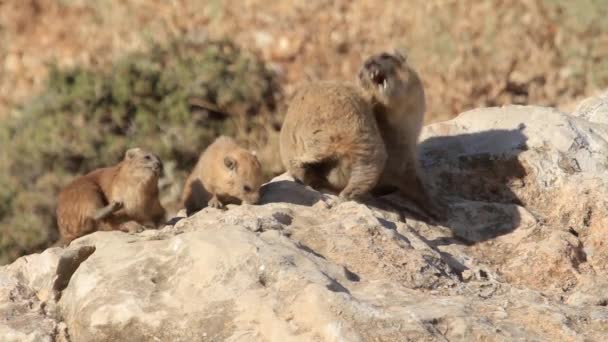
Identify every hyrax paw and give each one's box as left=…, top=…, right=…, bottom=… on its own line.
left=313, top=196, right=332, bottom=209
left=208, top=197, right=225, bottom=209
left=121, top=221, right=145, bottom=234
left=337, top=188, right=362, bottom=203
left=320, top=194, right=351, bottom=209
left=288, top=167, right=306, bottom=184
left=110, top=201, right=124, bottom=210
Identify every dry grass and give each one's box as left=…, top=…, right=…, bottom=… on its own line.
left=1, top=0, right=607, bottom=121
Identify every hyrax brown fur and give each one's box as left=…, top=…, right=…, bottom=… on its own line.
left=181, top=135, right=264, bottom=215
left=280, top=51, right=441, bottom=218
left=56, top=148, right=166, bottom=244
left=358, top=51, right=441, bottom=218
left=280, top=81, right=387, bottom=201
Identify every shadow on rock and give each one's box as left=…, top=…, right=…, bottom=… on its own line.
left=260, top=127, right=530, bottom=245
left=259, top=180, right=326, bottom=206
left=419, top=127, right=528, bottom=204
left=418, top=127, right=530, bottom=244
left=433, top=201, right=526, bottom=245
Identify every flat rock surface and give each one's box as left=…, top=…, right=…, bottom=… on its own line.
left=2, top=95, right=608, bottom=341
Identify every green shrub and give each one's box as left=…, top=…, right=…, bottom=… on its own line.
left=0, top=38, right=282, bottom=265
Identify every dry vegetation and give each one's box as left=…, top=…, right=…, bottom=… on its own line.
left=0, top=39, right=281, bottom=264
left=0, top=0, right=606, bottom=264
left=1, top=0, right=607, bottom=120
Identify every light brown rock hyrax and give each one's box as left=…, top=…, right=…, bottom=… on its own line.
left=280, top=50, right=441, bottom=219
left=181, top=135, right=264, bottom=215
left=280, top=80, right=387, bottom=202
left=56, top=148, right=166, bottom=244
left=358, top=51, right=441, bottom=218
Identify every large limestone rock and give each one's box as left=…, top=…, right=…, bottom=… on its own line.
left=571, top=90, right=608, bottom=125
left=2, top=95, right=608, bottom=341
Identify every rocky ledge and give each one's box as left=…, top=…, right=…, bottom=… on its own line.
left=2, top=92, right=608, bottom=341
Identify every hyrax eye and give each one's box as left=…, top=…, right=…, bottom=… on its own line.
left=144, top=155, right=152, bottom=161
left=243, top=185, right=252, bottom=193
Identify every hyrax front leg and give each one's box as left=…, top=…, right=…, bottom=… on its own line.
left=208, top=194, right=225, bottom=209
left=93, top=201, right=123, bottom=221
left=288, top=158, right=308, bottom=184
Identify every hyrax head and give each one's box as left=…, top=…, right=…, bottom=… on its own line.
left=357, top=50, right=412, bottom=105
left=123, top=147, right=163, bottom=178
left=222, top=149, right=263, bottom=205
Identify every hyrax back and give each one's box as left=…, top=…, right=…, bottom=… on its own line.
left=181, top=135, right=263, bottom=215
left=358, top=51, right=441, bottom=219
left=56, top=148, right=166, bottom=244
left=280, top=81, right=387, bottom=200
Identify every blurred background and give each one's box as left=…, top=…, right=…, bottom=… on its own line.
left=0, top=0, right=607, bottom=265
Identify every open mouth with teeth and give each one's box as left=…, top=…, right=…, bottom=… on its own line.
left=369, top=69, right=388, bottom=91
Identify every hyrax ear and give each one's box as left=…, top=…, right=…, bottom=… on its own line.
left=224, top=156, right=237, bottom=170
left=125, top=148, right=142, bottom=160
left=393, top=47, right=408, bottom=65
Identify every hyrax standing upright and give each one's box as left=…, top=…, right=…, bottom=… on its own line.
left=181, top=135, right=264, bottom=215
left=56, top=148, right=166, bottom=244
left=280, top=50, right=441, bottom=218
left=358, top=51, right=440, bottom=218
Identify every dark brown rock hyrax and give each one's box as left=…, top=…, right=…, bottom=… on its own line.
left=280, top=50, right=441, bottom=218
left=181, top=135, right=264, bottom=215
left=358, top=51, right=442, bottom=219
left=56, top=148, right=166, bottom=244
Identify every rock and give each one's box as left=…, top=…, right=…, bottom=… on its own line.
left=0, top=276, right=48, bottom=342
left=571, top=90, right=608, bottom=125
left=419, top=104, right=608, bottom=291
left=2, top=95, right=608, bottom=340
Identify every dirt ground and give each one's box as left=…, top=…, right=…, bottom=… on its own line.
left=1, top=0, right=607, bottom=121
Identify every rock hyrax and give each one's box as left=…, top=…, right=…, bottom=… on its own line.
left=358, top=51, right=441, bottom=218
left=280, top=80, right=387, bottom=201
left=280, top=51, right=441, bottom=218
left=56, top=148, right=166, bottom=244
left=181, top=135, right=263, bottom=215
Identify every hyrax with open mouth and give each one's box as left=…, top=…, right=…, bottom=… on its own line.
left=280, top=50, right=442, bottom=219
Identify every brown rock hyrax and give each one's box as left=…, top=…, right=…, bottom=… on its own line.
left=358, top=51, right=442, bottom=219
left=280, top=80, right=387, bottom=201
left=280, top=50, right=441, bottom=218
left=56, top=148, right=166, bottom=244
left=181, top=135, right=263, bottom=215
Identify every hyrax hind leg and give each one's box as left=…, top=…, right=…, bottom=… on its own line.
left=288, top=128, right=387, bottom=204
left=397, top=167, right=445, bottom=221
left=287, top=130, right=344, bottom=189
left=288, top=152, right=343, bottom=196
left=339, top=150, right=387, bottom=201
left=288, top=154, right=321, bottom=185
